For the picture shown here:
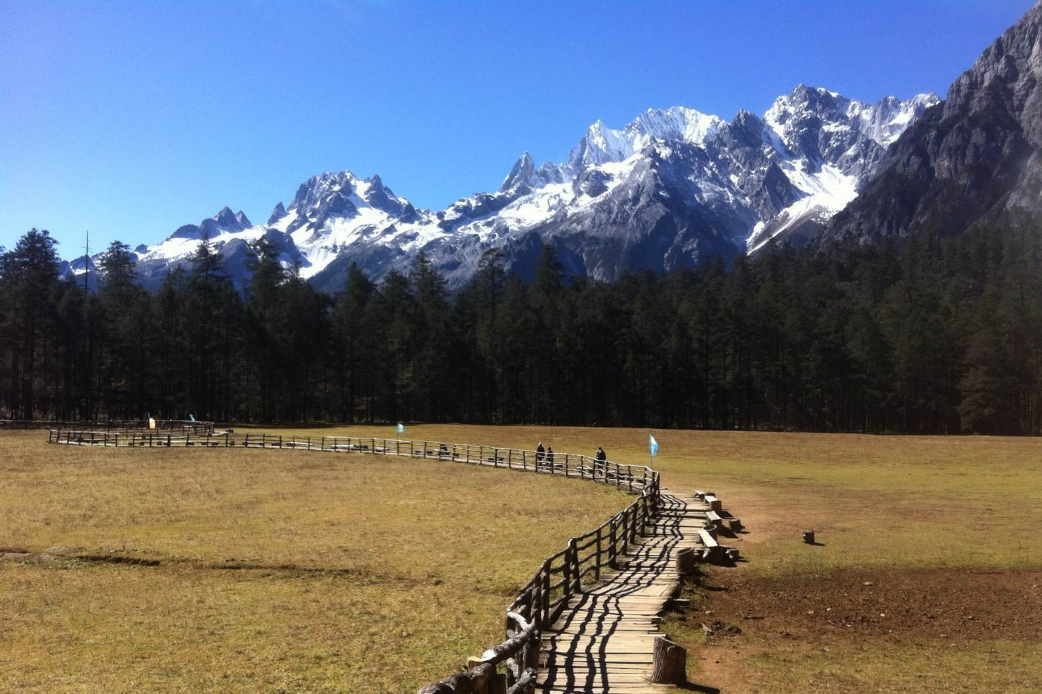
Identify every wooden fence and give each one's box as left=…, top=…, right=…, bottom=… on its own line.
left=6, top=419, right=214, bottom=434
left=45, top=428, right=660, bottom=694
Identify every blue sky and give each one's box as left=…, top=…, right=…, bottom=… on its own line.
left=0, top=0, right=1032, bottom=254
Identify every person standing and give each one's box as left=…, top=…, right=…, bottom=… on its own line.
left=546, top=446, right=555, bottom=469
left=595, top=446, right=607, bottom=475
left=536, top=442, right=545, bottom=467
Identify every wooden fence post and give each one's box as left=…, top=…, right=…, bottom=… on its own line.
left=622, top=509, right=630, bottom=555
left=595, top=525, right=602, bottom=581
left=568, top=538, right=580, bottom=594
left=542, top=562, right=551, bottom=628
left=630, top=505, right=639, bottom=545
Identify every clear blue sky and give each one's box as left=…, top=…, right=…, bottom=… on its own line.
left=0, top=0, right=1032, bottom=254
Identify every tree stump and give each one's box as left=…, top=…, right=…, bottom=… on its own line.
left=802, top=529, right=815, bottom=544
left=649, top=636, right=686, bottom=684
left=675, top=547, right=697, bottom=575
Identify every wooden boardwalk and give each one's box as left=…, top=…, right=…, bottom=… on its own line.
left=537, top=490, right=708, bottom=693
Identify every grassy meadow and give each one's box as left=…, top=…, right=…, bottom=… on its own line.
left=3, top=424, right=1041, bottom=693
left=0, top=429, right=628, bottom=694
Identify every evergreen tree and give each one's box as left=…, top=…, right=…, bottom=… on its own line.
left=0, top=229, right=62, bottom=418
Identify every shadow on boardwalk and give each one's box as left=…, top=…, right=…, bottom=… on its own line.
left=538, top=491, right=710, bottom=694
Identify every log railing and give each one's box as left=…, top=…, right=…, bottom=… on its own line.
left=7, top=419, right=214, bottom=434
left=44, top=429, right=660, bottom=693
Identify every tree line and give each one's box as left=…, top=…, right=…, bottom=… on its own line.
left=1, top=221, right=1040, bottom=434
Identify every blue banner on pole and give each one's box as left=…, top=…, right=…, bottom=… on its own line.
left=397, top=422, right=405, bottom=434
left=649, top=434, right=659, bottom=457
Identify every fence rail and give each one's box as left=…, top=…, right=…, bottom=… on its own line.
left=6, top=419, right=214, bottom=433
left=44, top=428, right=660, bottom=694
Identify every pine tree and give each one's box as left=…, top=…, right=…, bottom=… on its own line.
left=0, top=229, right=62, bottom=418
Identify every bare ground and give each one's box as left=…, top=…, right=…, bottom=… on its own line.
left=668, top=566, right=1042, bottom=693
left=692, top=567, right=1042, bottom=643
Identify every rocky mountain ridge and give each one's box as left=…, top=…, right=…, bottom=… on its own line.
left=65, top=87, right=940, bottom=292
left=825, top=2, right=1042, bottom=242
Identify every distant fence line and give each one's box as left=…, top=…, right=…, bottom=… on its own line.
left=44, top=428, right=660, bottom=694
left=5, top=419, right=214, bottom=434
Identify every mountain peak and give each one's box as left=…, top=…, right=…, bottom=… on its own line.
left=628, top=106, right=724, bottom=145
left=289, top=171, right=359, bottom=216
left=267, top=202, right=287, bottom=225
left=847, top=92, right=941, bottom=146
left=214, top=206, right=238, bottom=226
left=500, top=152, right=537, bottom=192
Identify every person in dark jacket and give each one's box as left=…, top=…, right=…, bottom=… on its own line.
left=536, top=442, right=545, bottom=466
left=546, top=446, right=555, bottom=468
left=595, top=446, right=607, bottom=475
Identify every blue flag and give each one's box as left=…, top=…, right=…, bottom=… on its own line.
left=649, top=434, right=659, bottom=457
left=189, top=414, right=195, bottom=422
left=397, top=422, right=405, bottom=434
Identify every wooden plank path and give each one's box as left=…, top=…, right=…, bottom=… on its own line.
left=537, top=490, right=708, bottom=694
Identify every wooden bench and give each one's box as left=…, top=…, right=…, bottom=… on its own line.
left=704, top=495, right=723, bottom=513
left=697, top=528, right=721, bottom=562
left=697, top=529, right=741, bottom=564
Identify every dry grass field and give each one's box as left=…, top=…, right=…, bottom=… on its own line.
left=3, top=423, right=1041, bottom=693
left=0, top=429, right=628, bottom=694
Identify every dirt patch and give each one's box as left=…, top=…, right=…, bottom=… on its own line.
left=0, top=549, right=162, bottom=567
left=77, top=554, right=162, bottom=567
left=695, top=567, right=1042, bottom=642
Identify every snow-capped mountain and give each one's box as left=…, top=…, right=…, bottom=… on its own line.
left=564, top=106, right=724, bottom=173
left=740, top=86, right=940, bottom=251
left=93, top=86, right=938, bottom=292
